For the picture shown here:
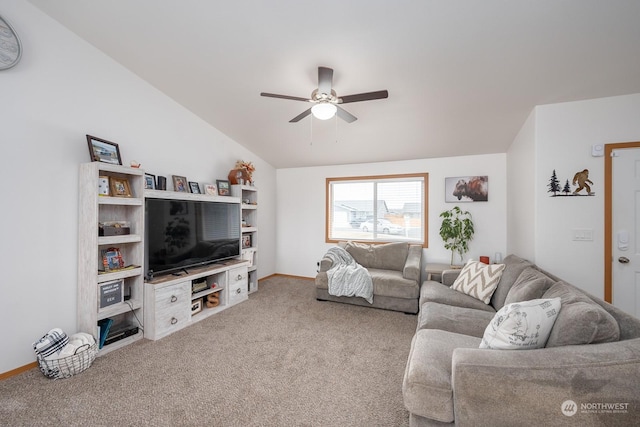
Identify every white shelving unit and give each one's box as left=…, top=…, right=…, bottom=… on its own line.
left=78, top=163, right=145, bottom=355
left=231, top=184, right=258, bottom=293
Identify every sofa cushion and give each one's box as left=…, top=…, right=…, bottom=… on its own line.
left=451, top=260, right=506, bottom=304
left=417, top=302, right=495, bottom=337
left=504, top=267, right=556, bottom=305
left=479, top=298, right=561, bottom=349
left=420, top=281, right=496, bottom=313
left=489, top=254, right=534, bottom=310
left=369, top=268, right=420, bottom=299
left=345, top=241, right=408, bottom=271
left=403, top=329, right=481, bottom=422
left=543, top=281, right=620, bottom=347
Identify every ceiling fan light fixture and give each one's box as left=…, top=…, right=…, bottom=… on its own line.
left=311, top=102, right=337, bottom=120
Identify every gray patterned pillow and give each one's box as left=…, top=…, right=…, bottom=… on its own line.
left=452, top=260, right=506, bottom=304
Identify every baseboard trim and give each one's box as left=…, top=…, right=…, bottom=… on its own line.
left=267, top=273, right=314, bottom=281
left=0, top=361, right=37, bottom=381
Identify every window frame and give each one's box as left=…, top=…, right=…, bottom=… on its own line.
left=325, top=173, right=428, bottom=247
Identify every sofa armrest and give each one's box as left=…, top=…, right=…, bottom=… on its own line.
left=403, top=245, right=422, bottom=282
left=451, top=339, right=640, bottom=426
left=318, top=256, right=334, bottom=273
left=442, top=269, right=461, bottom=287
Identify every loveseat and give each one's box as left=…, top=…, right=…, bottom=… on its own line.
left=315, top=241, right=423, bottom=314
left=403, top=254, right=640, bottom=426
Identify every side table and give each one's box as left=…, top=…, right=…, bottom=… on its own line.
left=425, top=263, right=453, bottom=283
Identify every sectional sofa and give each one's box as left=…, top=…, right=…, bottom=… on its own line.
left=403, top=255, right=640, bottom=426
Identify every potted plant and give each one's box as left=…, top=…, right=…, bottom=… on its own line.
left=439, top=206, right=475, bottom=267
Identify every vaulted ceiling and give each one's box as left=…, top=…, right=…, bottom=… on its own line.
left=27, top=0, right=640, bottom=168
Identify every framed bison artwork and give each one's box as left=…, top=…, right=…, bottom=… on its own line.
left=445, top=176, right=488, bottom=202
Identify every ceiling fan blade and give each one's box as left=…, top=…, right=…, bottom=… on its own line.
left=260, top=92, right=311, bottom=102
left=317, top=66, right=333, bottom=95
left=336, top=106, right=357, bottom=123
left=339, top=90, right=389, bottom=104
left=289, top=108, right=312, bottom=123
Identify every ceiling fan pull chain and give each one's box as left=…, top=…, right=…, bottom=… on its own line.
left=309, top=113, right=313, bottom=146
left=335, top=113, right=339, bottom=144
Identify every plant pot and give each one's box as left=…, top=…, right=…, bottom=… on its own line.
left=228, top=168, right=252, bottom=185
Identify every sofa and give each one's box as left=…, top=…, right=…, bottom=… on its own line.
left=403, top=254, right=640, bottom=426
left=315, top=241, right=423, bottom=314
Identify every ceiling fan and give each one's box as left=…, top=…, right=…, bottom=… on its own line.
left=260, top=66, right=388, bottom=123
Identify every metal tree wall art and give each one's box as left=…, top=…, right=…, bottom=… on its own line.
left=548, top=169, right=595, bottom=197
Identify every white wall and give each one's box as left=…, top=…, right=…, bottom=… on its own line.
left=531, top=93, right=640, bottom=297
left=0, top=1, right=276, bottom=374
left=507, top=109, right=536, bottom=260
left=276, top=154, right=507, bottom=278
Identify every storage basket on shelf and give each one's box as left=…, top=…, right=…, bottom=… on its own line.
left=36, top=342, right=98, bottom=379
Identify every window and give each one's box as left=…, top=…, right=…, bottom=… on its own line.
left=326, top=173, right=428, bottom=246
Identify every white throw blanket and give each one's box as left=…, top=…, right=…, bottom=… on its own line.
left=325, top=246, right=374, bottom=304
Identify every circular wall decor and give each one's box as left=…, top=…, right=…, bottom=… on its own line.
left=0, top=15, right=22, bottom=70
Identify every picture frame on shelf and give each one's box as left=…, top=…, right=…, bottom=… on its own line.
left=100, top=247, right=125, bottom=272
left=172, top=175, right=188, bottom=192
left=189, top=181, right=201, bottom=194
left=144, top=173, right=156, bottom=190
left=98, top=176, right=110, bottom=196
left=110, top=177, right=132, bottom=197
left=203, top=183, right=217, bottom=196
left=216, top=180, right=230, bottom=196
left=86, top=135, right=122, bottom=165
left=157, top=176, right=167, bottom=190
left=191, top=298, right=203, bottom=315
left=242, top=234, right=252, bottom=249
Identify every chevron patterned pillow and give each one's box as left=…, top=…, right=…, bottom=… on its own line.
left=451, top=260, right=506, bottom=304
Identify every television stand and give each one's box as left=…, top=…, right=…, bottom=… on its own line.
left=143, top=259, right=249, bottom=340
left=170, top=268, right=189, bottom=276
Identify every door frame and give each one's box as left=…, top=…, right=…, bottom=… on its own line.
left=604, top=141, right=640, bottom=303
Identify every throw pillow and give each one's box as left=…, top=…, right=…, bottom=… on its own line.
left=452, top=260, right=506, bottom=304
left=542, top=281, right=620, bottom=347
left=504, top=267, right=556, bottom=305
left=480, top=298, right=561, bottom=350
left=489, top=254, right=534, bottom=310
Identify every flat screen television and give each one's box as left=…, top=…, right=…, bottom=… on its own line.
left=145, top=198, right=241, bottom=278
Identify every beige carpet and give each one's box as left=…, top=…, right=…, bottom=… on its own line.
left=0, top=276, right=416, bottom=426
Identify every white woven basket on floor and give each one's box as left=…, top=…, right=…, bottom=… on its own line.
left=36, top=342, right=97, bottom=379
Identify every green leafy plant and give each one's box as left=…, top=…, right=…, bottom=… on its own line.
left=439, top=206, right=475, bottom=266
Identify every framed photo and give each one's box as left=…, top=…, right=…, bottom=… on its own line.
left=144, top=173, right=156, bottom=190
left=172, top=175, right=188, bottom=192
left=87, top=135, right=122, bottom=165
left=445, top=176, right=488, bottom=203
left=157, top=176, right=167, bottom=191
left=203, top=183, right=217, bottom=196
left=216, top=180, right=230, bottom=196
left=191, top=298, right=203, bottom=315
left=242, top=234, right=252, bottom=249
left=189, top=181, right=201, bottom=194
left=100, top=247, right=124, bottom=272
left=110, top=177, right=132, bottom=197
left=98, top=176, right=110, bottom=196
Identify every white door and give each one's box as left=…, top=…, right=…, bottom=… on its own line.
left=612, top=147, right=640, bottom=316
